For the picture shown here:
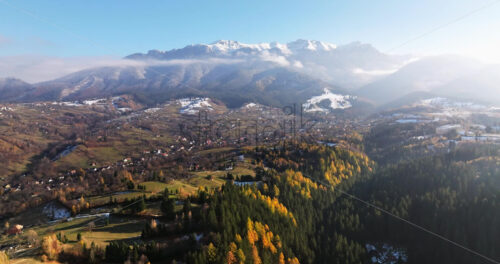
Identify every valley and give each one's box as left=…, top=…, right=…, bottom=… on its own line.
left=1, top=92, right=500, bottom=263
left=2, top=0, right=500, bottom=262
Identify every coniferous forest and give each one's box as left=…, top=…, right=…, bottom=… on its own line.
left=116, top=142, right=500, bottom=264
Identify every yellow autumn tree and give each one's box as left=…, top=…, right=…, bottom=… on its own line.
left=227, top=251, right=237, bottom=264
left=251, top=245, right=262, bottom=264
left=246, top=218, right=259, bottom=245
left=235, top=234, right=242, bottom=243
left=0, top=251, right=8, bottom=264
left=236, top=249, right=245, bottom=264
left=207, top=243, right=217, bottom=263
left=279, top=252, right=285, bottom=264
left=119, top=170, right=134, bottom=182
left=42, top=234, right=62, bottom=260
left=273, top=185, right=280, bottom=197
left=227, top=242, right=238, bottom=264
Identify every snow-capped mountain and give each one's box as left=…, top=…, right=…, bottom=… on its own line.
left=2, top=39, right=499, bottom=110
left=126, top=39, right=410, bottom=89
left=126, top=39, right=338, bottom=59
left=287, top=39, right=337, bottom=52
left=5, top=39, right=386, bottom=107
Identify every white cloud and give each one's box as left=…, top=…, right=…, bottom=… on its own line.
left=352, top=67, right=399, bottom=76
left=292, top=60, right=304, bottom=68
left=258, top=51, right=290, bottom=66
left=0, top=55, right=242, bottom=83
left=352, top=57, right=420, bottom=77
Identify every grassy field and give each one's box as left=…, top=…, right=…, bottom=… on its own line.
left=10, top=257, right=48, bottom=264
left=197, top=147, right=235, bottom=155
left=186, top=175, right=226, bottom=189
left=86, top=176, right=226, bottom=207
left=86, top=190, right=150, bottom=206
left=192, top=160, right=256, bottom=180
left=36, top=215, right=143, bottom=247
left=1, top=214, right=144, bottom=264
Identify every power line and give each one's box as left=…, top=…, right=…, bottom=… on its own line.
left=386, top=0, right=500, bottom=53
left=308, top=177, right=500, bottom=264
left=2, top=1, right=499, bottom=260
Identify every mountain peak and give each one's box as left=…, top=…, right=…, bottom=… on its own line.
left=206, top=40, right=271, bottom=52
left=126, top=39, right=342, bottom=60
left=0, top=77, right=30, bottom=85
left=337, top=41, right=377, bottom=52
left=210, top=39, right=241, bottom=46
left=288, top=39, right=337, bottom=51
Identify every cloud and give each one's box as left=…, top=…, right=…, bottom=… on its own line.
left=351, top=57, right=421, bottom=77
left=292, top=60, right=304, bottom=68
left=352, top=67, right=399, bottom=76
left=0, top=55, right=242, bottom=83
left=258, top=51, right=290, bottom=66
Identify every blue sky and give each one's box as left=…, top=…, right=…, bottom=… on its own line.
left=0, top=0, right=499, bottom=61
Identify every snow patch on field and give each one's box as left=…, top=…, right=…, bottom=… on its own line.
left=43, top=202, right=71, bottom=220
left=244, top=103, right=257, bottom=108
left=0, top=106, right=14, bottom=111
left=177, top=98, right=212, bottom=114
left=83, top=98, right=107, bottom=105
left=241, top=102, right=264, bottom=110
left=51, top=101, right=83, bottom=107
left=144, top=107, right=161, bottom=113
left=303, top=88, right=355, bottom=113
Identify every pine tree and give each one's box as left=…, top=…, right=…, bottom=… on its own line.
left=161, top=197, right=176, bottom=220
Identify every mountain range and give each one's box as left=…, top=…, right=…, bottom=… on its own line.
left=0, top=39, right=499, bottom=110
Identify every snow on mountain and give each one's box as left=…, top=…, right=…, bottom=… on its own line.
left=83, top=98, right=107, bottom=105
left=287, top=39, right=337, bottom=52
left=195, top=39, right=337, bottom=55
left=130, top=39, right=341, bottom=59
left=303, top=88, right=356, bottom=113
left=0, top=40, right=412, bottom=105
left=207, top=40, right=272, bottom=53
left=124, top=39, right=408, bottom=90
left=244, top=103, right=258, bottom=108
left=178, top=98, right=213, bottom=114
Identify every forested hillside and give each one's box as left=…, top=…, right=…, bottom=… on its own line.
left=181, top=143, right=500, bottom=264
left=184, top=143, right=374, bottom=264
left=3, top=139, right=500, bottom=264
left=352, top=144, right=500, bottom=264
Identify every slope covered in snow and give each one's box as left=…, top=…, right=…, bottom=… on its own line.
left=303, top=88, right=356, bottom=113
left=178, top=98, right=213, bottom=114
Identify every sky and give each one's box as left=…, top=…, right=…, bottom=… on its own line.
left=0, top=0, right=499, bottom=81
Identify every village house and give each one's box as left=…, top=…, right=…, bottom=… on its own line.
left=7, top=224, right=23, bottom=235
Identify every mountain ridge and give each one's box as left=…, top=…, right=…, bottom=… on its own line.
left=1, top=40, right=499, bottom=110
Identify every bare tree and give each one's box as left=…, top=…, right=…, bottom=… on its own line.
left=87, top=221, right=95, bottom=233
left=24, top=229, right=40, bottom=246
